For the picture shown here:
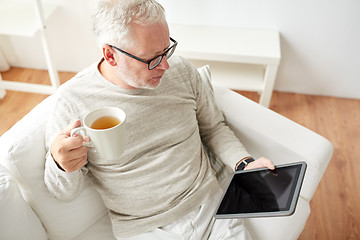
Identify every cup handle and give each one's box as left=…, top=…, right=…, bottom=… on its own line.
left=70, top=126, right=94, bottom=148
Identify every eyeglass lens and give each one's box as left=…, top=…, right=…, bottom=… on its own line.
left=149, top=45, right=176, bottom=70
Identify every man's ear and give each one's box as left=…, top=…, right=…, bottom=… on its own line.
left=102, top=45, right=117, bottom=66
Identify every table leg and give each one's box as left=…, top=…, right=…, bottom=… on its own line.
left=260, top=65, right=278, bottom=107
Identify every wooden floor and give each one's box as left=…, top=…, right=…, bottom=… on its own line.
left=1, top=67, right=360, bottom=239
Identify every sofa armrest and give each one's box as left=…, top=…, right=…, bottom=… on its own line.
left=213, top=83, right=333, bottom=202
left=245, top=197, right=311, bottom=240
left=0, top=95, right=112, bottom=240
left=213, top=83, right=333, bottom=240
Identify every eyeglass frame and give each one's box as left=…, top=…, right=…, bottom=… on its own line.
left=108, top=37, right=178, bottom=70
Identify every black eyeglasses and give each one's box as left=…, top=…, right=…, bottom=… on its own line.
left=108, top=37, right=178, bottom=70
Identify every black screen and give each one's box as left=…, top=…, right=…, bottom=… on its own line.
left=216, top=165, right=302, bottom=215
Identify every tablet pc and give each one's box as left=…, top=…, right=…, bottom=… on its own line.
left=214, top=161, right=307, bottom=219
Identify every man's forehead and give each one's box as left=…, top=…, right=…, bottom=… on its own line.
left=129, top=22, right=170, bottom=56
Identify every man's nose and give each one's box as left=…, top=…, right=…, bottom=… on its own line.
left=156, top=56, right=170, bottom=70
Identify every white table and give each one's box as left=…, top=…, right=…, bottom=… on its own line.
left=170, top=24, right=281, bottom=107
left=0, top=0, right=59, bottom=98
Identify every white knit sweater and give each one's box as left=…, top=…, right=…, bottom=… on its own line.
left=44, top=56, right=250, bottom=237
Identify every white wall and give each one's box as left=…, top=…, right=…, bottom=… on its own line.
left=0, top=0, right=101, bottom=73
left=1, top=0, right=359, bottom=99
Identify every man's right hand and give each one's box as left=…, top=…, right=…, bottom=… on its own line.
left=50, top=120, right=90, bottom=172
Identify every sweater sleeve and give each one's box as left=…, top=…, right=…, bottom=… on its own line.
left=187, top=62, right=251, bottom=170
left=44, top=152, right=85, bottom=201
left=44, top=93, right=86, bottom=202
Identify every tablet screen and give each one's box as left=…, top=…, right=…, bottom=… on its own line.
left=215, top=162, right=306, bottom=218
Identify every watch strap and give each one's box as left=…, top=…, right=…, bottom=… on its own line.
left=235, top=157, right=255, bottom=171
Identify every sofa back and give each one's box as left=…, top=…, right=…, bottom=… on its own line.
left=0, top=95, right=109, bottom=240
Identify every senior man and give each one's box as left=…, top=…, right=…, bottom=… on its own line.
left=45, top=0, right=274, bottom=239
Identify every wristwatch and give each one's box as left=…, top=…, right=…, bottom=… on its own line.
left=235, top=157, right=255, bottom=171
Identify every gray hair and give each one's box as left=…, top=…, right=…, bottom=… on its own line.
left=92, top=0, right=166, bottom=48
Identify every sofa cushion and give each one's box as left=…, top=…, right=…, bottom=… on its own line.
left=197, top=64, right=213, bottom=91
left=0, top=164, right=47, bottom=240
left=0, top=96, right=112, bottom=240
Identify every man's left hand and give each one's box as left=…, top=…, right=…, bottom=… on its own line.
left=244, top=157, right=275, bottom=170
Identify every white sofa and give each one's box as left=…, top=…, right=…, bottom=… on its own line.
left=0, top=67, right=333, bottom=240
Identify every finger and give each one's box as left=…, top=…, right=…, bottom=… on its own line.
left=67, top=145, right=89, bottom=161
left=256, top=157, right=275, bottom=170
left=244, top=158, right=274, bottom=171
left=53, top=136, right=87, bottom=166
left=61, top=133, right=86, bottom=151
left=53, top=145, right=88, bottom=172
left=62, top=120, right=82, bottom=137
left=264, top=161, right=275, bottom=170
left=83, top=135, right=90, bottom=142
left=66, top=155, right=88, bottom=173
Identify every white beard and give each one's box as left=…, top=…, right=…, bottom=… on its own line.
left=115, top=67, right=161, bottom=90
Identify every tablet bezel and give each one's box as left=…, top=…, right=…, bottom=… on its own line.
left=214, top=161, right=307, bottom=219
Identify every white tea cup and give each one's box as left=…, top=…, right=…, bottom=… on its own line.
left=71, top=107, right=127, bottom=159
